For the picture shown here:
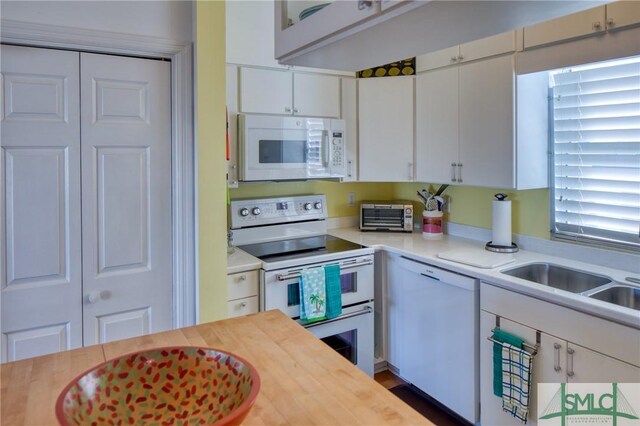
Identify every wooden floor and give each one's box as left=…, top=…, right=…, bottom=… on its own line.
left=374, top=370, right=468, bottom=426
left=374, top=369, right=407, bottom=389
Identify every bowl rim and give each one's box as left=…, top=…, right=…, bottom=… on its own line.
left=55, top=345, right=261, bottom=426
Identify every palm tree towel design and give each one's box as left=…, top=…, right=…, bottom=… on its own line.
left=300, top=267, right=326, bottom=323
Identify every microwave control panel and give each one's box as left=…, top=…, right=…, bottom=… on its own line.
left=331, top=131, right=344, bottom=168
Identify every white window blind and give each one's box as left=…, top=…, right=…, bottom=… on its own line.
left=550, top=57, right=640, bottom=249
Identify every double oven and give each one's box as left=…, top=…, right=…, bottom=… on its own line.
left=231, top=195, right=375, bottom=376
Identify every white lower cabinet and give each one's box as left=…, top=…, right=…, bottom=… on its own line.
left=226, top=270, right=259, bottom=318
left=480, top=282, right=640, bottom=425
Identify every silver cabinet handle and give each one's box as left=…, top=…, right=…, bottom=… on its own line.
left=293, top=108, right=299, bottom=114
left=358, top=0, right=373, bottom=10
left=408, top=162, right=413, bottom=180
left=554, top=343, right=562, bottom=372
left=347, top=160, right=353, bottom=177
left=450, top=57, right=458, bottom=63
left=567, top=347, right=575, bottom=377
left=457, top=163, right=463, bottom=183
left=238, top=275, right=246, bottom=282
left=239, top=302, right=247, bottom=308
left=457, top=55, right=464, bottom=62
left=284, top=106, right=292, bottom=113
left=592, top=21, right=602, bottom=30
left=451, top=163, right=457, bottom=182
left=606, top=18, right=614, bottom=28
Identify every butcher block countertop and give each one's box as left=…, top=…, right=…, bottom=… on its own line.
left=1, top=310, right=430, bottom=425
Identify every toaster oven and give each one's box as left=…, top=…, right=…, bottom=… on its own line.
left=360, top=201, right=414, bottom=232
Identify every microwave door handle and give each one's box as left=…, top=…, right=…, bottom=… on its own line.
left=321, top=130, right=329, bottom=168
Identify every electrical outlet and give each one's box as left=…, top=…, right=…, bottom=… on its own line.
left=348, top=192, right=356, bottom=207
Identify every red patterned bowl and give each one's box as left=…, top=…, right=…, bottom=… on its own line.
left=56, top=346, right=260, bottom=426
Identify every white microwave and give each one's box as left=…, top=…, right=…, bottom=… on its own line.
left=238, top=114, right=346, bottom=182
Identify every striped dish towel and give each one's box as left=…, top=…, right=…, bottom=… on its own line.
left=501, top=342, right=533, bottom=424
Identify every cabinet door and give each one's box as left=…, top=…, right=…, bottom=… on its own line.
left=239, top=67, right=292, bottom=115
left=415, top=46, right=459, bottom=72
left=341, top=77, right=358, bottom=181
left=480, top=313, right=565, bottom=426
left=606, top=1, right=640, bottom=31
left=293, top=73, right=340, bottom=118
left=459, top=55, right=515, bottom=188
left=567, top=342, right=640, bottom=383
left=459, top=31, right=518, bottom=63
left=524, top=6, right=606, bottom=49
left=358, top=76, right=414, bottom=182
left=415, top=68, right=459, bottom=184
left=226, top=64, right=239, bottom=188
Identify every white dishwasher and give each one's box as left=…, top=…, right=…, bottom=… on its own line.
left=394, top=255, right=479, bottom=424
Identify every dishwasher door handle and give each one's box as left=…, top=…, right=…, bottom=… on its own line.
left=420, top=273, right=440, bottom=281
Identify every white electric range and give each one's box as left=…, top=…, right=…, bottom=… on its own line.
left=230, top=194, right=375, bottom=376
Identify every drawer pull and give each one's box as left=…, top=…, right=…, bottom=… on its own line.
left=554, top=343, right=562, bottom=372
left=567, top=347, right=575, bottom=377
left=237, top=275, right=246, bottom=282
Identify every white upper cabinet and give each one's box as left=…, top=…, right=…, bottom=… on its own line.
left=416, top=54, right=548, bottom=189
left=239, top=67, right=340, bottom=118
left=417, top=30, right=521, bottom=72
left=415, top=67, right=459, bottom=184
left=239, top=67, right=292, bottom=115
left=341, top=77, right=358, bottom=181
left=605, top=0, right=640, bottom=31
left=458, top=55, right=515, bottom=188
left=293, top=73, right=340, bottom=118
left=275, top=0, right=381, bottom=64
left=358, top=76, right=414, bottom=182
left=524, top=6, right=606, bottom=49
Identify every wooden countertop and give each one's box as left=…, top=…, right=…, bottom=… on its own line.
left=1, top=310, right=431, bottom=425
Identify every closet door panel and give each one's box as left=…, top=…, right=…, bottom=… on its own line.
left=0, top=45, right=82, bottom=362
left=80, top=53, right=172, bottom=345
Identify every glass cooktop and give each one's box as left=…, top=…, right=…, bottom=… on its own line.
left=238, top=235, right=364, bottom=263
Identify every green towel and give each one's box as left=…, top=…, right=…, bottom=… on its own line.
left=493, top=328, right=524, bottom=397
left=324, top=264, right=342, bottom=319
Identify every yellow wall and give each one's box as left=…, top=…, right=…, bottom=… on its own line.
left=392, top=183, right=550, bottom=239
left=230, top=182, right=394, bottom=219
left=196, top=0, right=228, bottom=323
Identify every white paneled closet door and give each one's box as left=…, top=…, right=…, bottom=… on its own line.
left=0, top=45, right=83, bottom=362
left=80, top=53, right=172, bottom=345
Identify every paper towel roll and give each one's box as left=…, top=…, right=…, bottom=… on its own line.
left=492, top=199, right=512, bottom=246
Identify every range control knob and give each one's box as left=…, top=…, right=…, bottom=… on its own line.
left=252, top=207, right=261, bottom=216
left=239, top=208, right=249, bottom=217
left=405, top=207, right=412, bottom=214
left=304, top=202, right=312, bottom=211
left=314, top=201, right=323, bottom=210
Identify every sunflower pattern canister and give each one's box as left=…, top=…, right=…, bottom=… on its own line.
left=357, top=58, right=415, bottom=78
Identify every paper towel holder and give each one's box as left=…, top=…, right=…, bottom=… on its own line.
left=486, top=193, right=519, bottom=253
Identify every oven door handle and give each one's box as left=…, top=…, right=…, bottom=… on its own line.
left=302, top=305, right=372, bottom=329
left=276, top=259, right=373, bottom=281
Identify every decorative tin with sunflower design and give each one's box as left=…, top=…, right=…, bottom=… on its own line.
left=357, top=58, right=415, bottom=78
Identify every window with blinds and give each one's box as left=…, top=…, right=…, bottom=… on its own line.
left=549, top=56, right=640, bottom=249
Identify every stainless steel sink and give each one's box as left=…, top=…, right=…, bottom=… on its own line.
left=501, top=263, right=611, bottom=293
left=589, top=285, right=640, bottom=311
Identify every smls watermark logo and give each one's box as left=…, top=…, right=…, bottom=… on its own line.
left=538, top=383, right=640, bottom=425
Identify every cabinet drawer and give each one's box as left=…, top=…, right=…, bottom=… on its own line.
left=227, top=270, right=259, bottom=300
left=227, top=296, right=259, bottom=318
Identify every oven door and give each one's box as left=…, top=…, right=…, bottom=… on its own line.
left=261, top=255, right=374, bottom=317
left=304, top=302, right=374, bottom=376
